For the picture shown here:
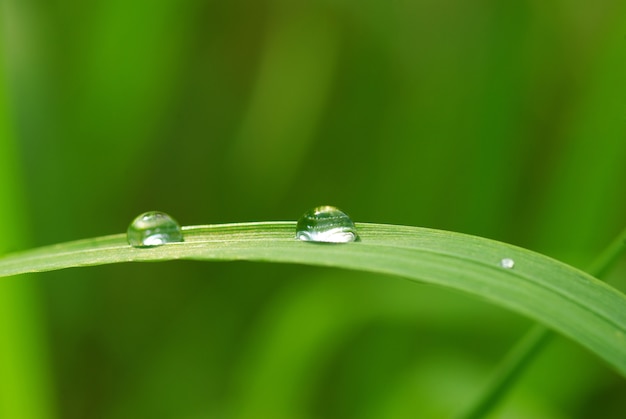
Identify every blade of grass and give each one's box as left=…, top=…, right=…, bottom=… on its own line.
left=458, top=224, right=626, bottom=419
left=0, top=222, right=625, bottom=380
left=0, top=11, right=56, bottom=418
left=459, top=324, right=554, bottom=419
left=534, top=4, right=626, bottom=256
left=229, top=4, right=338, bottom=205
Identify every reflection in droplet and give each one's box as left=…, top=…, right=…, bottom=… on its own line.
left=296, top=205, right=359, bottom=243
left=127, top=211, right=184, bottom=248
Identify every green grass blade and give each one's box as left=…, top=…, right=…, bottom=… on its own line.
left=1, top=222, right=625, bottom=378
left=0, top=18, right=56, bottom=419
left=458, top=224, right=626, bottom=418
left=459, top=324, right=553, bottom=419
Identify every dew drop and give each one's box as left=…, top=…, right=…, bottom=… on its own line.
left=499, top=258, right=515, bottom=269
left=296, top=205, right=359, bottom=243
left=127, top=211, right=183, bottom=248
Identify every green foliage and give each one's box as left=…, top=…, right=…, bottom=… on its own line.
left=0, top=28, right=55, bottom=419
left=2, top=0, right=626, bottom=418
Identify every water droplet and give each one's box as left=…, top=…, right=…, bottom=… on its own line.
left=499, top=258, right=515, bottom=269
left=127, top=211, right=184, bottom=248
left=296, top=205, right=359, bottom=243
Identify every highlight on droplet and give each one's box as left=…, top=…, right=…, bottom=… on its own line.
left=499, top=258, right=515, bottom=269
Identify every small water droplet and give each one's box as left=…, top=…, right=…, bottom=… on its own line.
left=296, top=205, right=359, bottom=243
left=127, top=211, right=184, bottom=248
left=499, top=258, right=515, bottom=269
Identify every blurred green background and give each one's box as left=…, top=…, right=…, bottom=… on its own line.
left=1, top=0, right=626, bottom=418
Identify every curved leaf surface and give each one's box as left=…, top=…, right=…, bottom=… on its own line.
left=1, top=222, right=625, bottom=376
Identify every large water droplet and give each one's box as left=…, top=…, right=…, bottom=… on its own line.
left=499, top=258, right=515, bottom=269
left=296, top=205, right=359, bottom=243
left=127, top=211, right=184, bottom=248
